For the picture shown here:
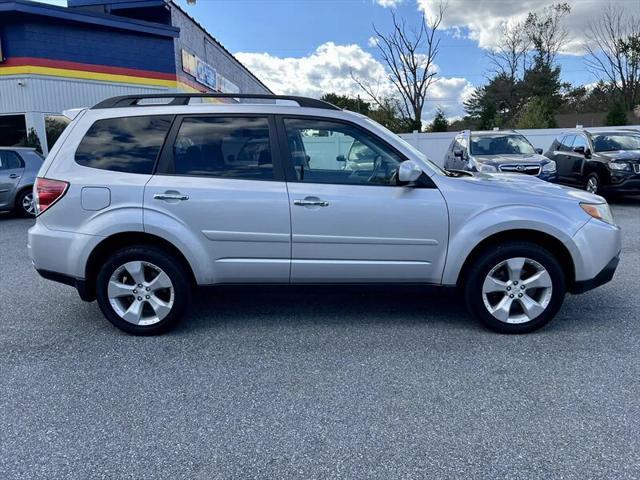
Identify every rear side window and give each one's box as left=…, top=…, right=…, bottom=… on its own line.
left=75, top=115, right=172, bottom=174
left=0, top=150, right=23, bottom=169
left=170, top=116, right=273, bottom=180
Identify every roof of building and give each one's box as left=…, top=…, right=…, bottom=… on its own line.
left=66, top=0, right=273, bottom=93
left=0, top=0, right=179, bottom=37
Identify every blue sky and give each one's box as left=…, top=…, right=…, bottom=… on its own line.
left=39, top=0, right=637, bottom=120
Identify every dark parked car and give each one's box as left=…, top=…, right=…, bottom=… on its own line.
left=444, top=130, right=557, bottom=181
left=544, top=128, right=640, bottom=195
left=0, top=147, right=43, bottom=217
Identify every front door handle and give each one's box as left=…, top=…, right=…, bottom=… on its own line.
left=8, top=173, right=20, bottom=179
left=294, top=199, right=329, bottom=207
left=154, top=192, right=189, bottom=201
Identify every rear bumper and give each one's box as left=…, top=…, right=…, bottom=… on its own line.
left=570, top=254, right=619, bottom=294
left=36, top=269, right=94, bottom=301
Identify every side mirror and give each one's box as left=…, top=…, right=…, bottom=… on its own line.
left=535, top=148, right=543, bottom=154
left=573, top=145, right=586, bottom=155
left=453, top=149, right=464, bottom=158
left=336, top=155, right=346, bottom=163
left=398, top=160, right=423, bottom=184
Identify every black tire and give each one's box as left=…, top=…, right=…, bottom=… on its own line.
left=585, top=172, right=601, bottom=195
left=15, top=188, right=36, bottom=217
left=464, top=241, right=566, bottom=334
left=95, top=245, right=191, bottom=335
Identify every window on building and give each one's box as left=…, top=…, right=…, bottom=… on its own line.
left=171, top=116, right=274, bottom=180
left=45, top=115, right=71, bottom=152
left=75, top=115, right=173, bottom=174
left=0, top=115, right=27, bottom=147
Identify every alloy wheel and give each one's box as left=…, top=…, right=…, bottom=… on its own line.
left=108, top=261, right=174, bottom=326
left=481, top=257, right=553, bottom=324
left=586, top=177, right=599, bottom=194
left=22, top=193, right=35, bottom=216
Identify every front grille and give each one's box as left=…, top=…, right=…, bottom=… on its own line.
left=499, top=164, right=542, bottom=176
left=634, top=164, right=640, bottom=174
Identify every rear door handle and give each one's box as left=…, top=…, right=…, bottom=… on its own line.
left=8, top=173, right=20, bottom=179
left=294, top=199, right=329, bottom=207
left=154, top=192, right=189, bottom=201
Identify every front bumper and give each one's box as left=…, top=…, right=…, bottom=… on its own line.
left=570, top=254, right=620, bottom=294
left=602, top=173, right=640, bottom=194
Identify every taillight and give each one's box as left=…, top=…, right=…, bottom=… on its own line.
left=34, top=178, right=69, bottom=215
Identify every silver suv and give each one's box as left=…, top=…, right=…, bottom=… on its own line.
left=28, top=94, right=621, bottom=335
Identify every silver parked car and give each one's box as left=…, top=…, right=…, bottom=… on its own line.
left=28, top=94, right=621, bottom=335
left=0, top=147, right=43, bottom=217
left=444, top=130, right=557, bottom=182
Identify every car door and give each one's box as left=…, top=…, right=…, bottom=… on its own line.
left=145, top=114, right=291, bottom=283
left=0, top=150, right=25, bottom=209
left=555, top=135, right=575, bottom=183
left=568, top=134, right=589, bottom=184
left=279, top=116, right=449, bottom=284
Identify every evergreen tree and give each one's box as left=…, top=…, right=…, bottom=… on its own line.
left=605, top=102, right=628, bottom=126
left=428, top=108, right=448, bottom=132
left=516, top=97, right=557, bottom=129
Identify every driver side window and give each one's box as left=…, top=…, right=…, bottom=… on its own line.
left=283, top=118, right=404, bottom=186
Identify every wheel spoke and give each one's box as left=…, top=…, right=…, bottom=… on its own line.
left=147, top=295, right=171, bottom=320
left=523, top=270, right=552, bottom=289
left=490, top=296, right=514, bottom=322
left=505, top=258, right=525, bottom=282
left=518, top=294, right=545, bottom=320
left=122, top=300, right=144, bottom=324
left=483, top=275, right=507, bottom=293
left=123, top=261, right=145, bottom=285
left=148, top=271, right=172, bottom=292
left=108, top=280, right=134, bottom=298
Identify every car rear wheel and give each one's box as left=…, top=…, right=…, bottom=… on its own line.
left=585, top=173, right=600, bottom=194
left=95, top=246, right=191, bottom=335
left=16, top=189, right=36, bottom=217
left=464, top=241, right=566, bottom=333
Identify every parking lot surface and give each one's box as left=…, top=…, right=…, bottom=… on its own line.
left=1, top=199, right=639, bottom=479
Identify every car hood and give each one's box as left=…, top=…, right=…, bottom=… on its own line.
left=472, top=153, right=549, bottom=164
left=597, top=150, right=640, bottom=162
left=459, top=171, right=603, bottom=203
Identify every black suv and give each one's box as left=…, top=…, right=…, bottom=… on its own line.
left=544, top=128, right=640, bottom=196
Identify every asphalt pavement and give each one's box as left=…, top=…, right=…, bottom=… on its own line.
left=0, top=199, right=639, bottom=479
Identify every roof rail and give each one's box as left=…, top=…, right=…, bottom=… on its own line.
left=91, top=93, right=341, bottom=110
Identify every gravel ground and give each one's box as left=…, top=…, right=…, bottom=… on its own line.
left=0, top=199, right=639, bottom=479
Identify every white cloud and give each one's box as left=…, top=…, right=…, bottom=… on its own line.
left=368, top=36, right=380, bottom=47
left=375, top=0, right=404, bottom=7
left=236, top=42, right=473, bottom=119
left=236, top=42, right=391, bottom=99
left=417, top=0, right=639, bottom=55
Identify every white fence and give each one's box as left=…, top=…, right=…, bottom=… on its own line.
left=399, top=125, right=640, bottom=167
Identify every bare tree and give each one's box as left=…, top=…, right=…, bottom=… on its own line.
left=353, top=3, right=445, bottom=131
left=524, top=2, right=571, bottom=68
left=584, top=5, right=640, bottom=111
left=488, top=21, right=531, bottom=81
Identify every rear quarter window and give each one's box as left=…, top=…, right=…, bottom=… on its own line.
left=75, top=115, right=172, bottom=174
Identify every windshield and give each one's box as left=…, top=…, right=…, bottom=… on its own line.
left=470, top=134, right=536, bottom=155
left=592, top=133, right=640, bottom=152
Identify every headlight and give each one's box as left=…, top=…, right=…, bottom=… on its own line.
left=580, top=202, right=615, bottom=225
left=608, top=162, right=630, bottom=171
left=542, top=160, right=556, bottom=172
left=477, top=163, right=498, bottom=173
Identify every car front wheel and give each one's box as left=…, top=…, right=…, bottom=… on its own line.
left=464, top=242, right=566, bottom=333
left=95, top=246, right=191, bottom=335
